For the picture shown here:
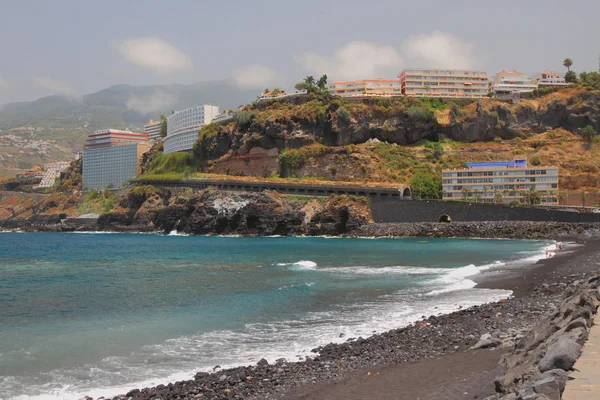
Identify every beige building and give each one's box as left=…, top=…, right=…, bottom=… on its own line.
left=398, top=69, right=489, bottom=98
left=534, top=71, right=568, bottom=87
left=442, top=159, right=559, bottom=206
left=490, top=70, right=538, bottom=94
left=328, top=79, right=402, bottom=97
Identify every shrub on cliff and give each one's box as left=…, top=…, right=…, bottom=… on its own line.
left=580, top=125, right=597, bottom=143
left=410, top=170, right=441, bottom=200
left=407, top=106, right=434, bottom=123
left=336, top=107, right=350, bottom=122
left=235, top=111, right=256, bottom=128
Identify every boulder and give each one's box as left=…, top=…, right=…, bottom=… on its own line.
left=539, top=337, right=582, bottom=372
left=538, top=369, right=568, bottom=392
left=471, top=338, right=500, bottom=350
left=531, top=376, right=561, bottom=399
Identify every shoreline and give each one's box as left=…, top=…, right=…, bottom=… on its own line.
left=98, top=237, right=599, bottom=400
left=2, top=232, right=596, bottom=399
left=1, top=220, right=599, bottom=241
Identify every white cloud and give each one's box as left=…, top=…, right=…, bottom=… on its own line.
left=402, top=31, right=475, bottom=69
left=126, top=91, right=178, bottom=114
left=233, top=64, right=280, bottom=88
left=0, top=77, right=9, bottom=89
left=114, top=37, right=193, bottom=74
left=32, top=76, right=78, bottom=97
left=297, top=41, right=403, bottom=81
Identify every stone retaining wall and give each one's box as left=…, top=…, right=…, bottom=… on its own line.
left=371, top=199, right=600, bottom=223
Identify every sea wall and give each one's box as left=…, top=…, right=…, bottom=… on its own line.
left=371, top=199, right=600, bottom=223
left=491, top=276, right=600, bottom=399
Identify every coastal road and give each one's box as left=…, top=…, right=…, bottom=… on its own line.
left=563, top=318, right=600, bottom=399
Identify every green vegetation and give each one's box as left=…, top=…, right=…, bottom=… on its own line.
left=235, top=110, right=256, bottom=127
left=410, top=170, right=441, bottom=200
left=336, top=106, right=350, bottom=122
left=279, top=145, right=328, bottom=176
left=407, top=106, right=434, bottom=123
left=418, top=97, right=447, bottom=112
left=76, top=189, right=118, bottom=214
left=300, top=75, right=329, bottom=94
left=563, top=58, right=573, bottom=72
left=198, top=118, right=233, bottom=141
left=143, top=152, right=200, bottom=177
left=565, top=71, right=578, bottom=83
left=580, top=125, right=597, bottom=143
left=577, top=72, right=600, bottom=90
left=158, top=115, right=167, bottom=138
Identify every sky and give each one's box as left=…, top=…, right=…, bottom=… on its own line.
left=0, top=0, right=599, bottom=106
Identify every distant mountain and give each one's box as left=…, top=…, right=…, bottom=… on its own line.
left=0, top=80, right=259, bottom=177
left=0, top=80, right=258, bottom=131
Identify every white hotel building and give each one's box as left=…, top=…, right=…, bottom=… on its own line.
left=144, top=119, right=163, bottom=142
left=164, top=104, right=220, bottom=154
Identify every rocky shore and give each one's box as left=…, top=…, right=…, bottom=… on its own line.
left=356, top=221, right=600, bottom=240
left=95, top=240, right=600, bottom=400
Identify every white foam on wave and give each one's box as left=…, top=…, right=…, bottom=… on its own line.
left=276, top=260, right=318, bottom=270
left=167, top=230, right=189, bottom=236
left=276, top=282, right=315, bottom=291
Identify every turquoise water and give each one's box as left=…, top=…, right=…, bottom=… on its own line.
left=0, top=232, right=549, bottom=399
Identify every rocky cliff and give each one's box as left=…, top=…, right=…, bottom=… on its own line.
left=102, top=189, right=371, bottom=236
left=0, top=187, right=372, bottom=236
left=193, top=89, right=599, bottom=163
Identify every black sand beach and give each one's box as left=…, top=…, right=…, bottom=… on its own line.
left=110, top=235, right=600, bottom=400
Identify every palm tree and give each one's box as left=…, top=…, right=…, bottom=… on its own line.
left=527, top=188, right=541, bottom=206
left=494, top=190, right=504, bottom=205
left=483, top=185, right=489, bottom=200
left=563, top=58, right=573, bottom=72
left=461, top=187, right=469, bottom=201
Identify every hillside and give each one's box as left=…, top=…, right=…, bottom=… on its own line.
left=141, top=88, right=600, bottom=198
left=0, top=80, right=258, bottom=177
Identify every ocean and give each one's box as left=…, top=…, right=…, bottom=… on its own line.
left=0, top=232, right=550, bottom=399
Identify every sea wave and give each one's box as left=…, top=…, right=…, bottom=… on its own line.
left=275, top=260, right=318, bottom=270
left=276, top=282, right=315, bottom=291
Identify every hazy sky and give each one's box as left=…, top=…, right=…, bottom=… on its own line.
left=1, top=0, right=599, bottom=105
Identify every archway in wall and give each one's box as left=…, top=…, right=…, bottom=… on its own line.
left=439, top=214, right=452, bottom=223
left=402, top=187, right=412, bottom=198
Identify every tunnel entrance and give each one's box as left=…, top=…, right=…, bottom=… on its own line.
left=439, top=214, right=452, bottom=223
left=402, top=187, right=412, bottom=198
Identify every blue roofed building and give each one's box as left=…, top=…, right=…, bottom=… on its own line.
left=442, top=159, right=559, bottom=205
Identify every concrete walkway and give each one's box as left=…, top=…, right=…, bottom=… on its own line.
left=563, top=318, right=600, bottom=399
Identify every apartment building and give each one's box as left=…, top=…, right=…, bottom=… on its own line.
left=490, top=70, right=538, bottom=93
left=534, top=71, right=568, bottom=87
left=164, top=105, right=220, bottom=154
left=442, top=159, right=559, bottom=206
left=83, top=129, right=150, bottom=190
left=144, top=119, right=163, bottom=142
left=38, top=161, right=71, bottom=188
left=398, top=69, right=489, bottom=98
left=328, top=79, right=401, bottom=97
